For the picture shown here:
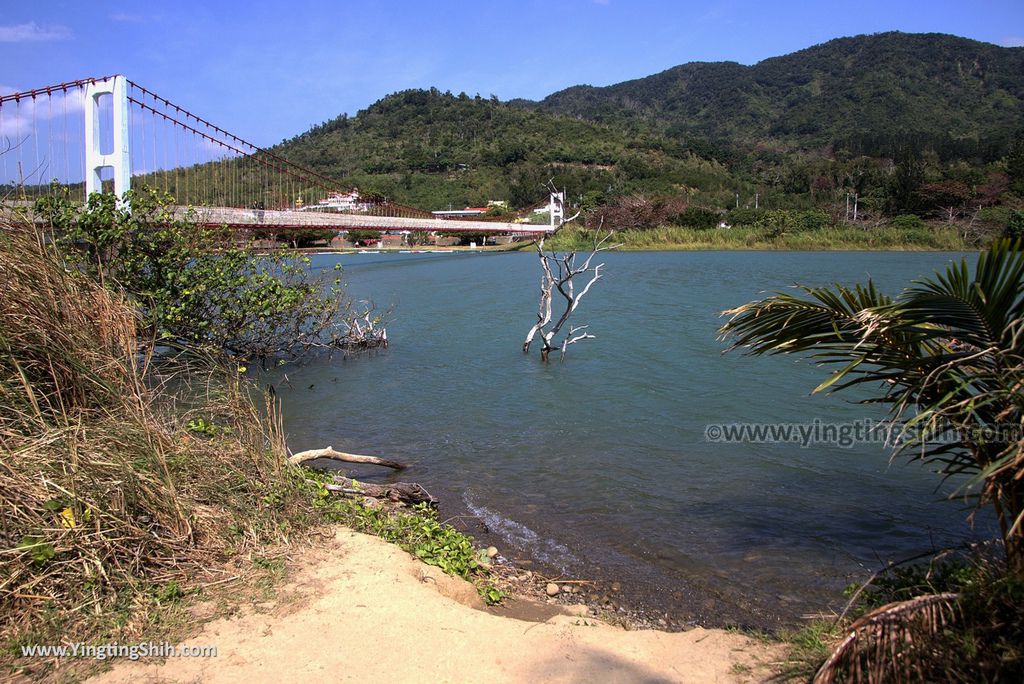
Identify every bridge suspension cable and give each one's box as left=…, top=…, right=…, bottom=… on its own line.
left=0, top=75, right=552, bottom=236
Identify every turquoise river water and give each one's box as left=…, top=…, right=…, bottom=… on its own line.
left=272, top=249, right=994, bottom=629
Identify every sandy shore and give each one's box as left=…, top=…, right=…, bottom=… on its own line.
left=91, top=527, right=782, bottom=683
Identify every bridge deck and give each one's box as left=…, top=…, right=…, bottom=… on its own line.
left=1, top=201, right=552, bottom=234
left=185, top=206, right=550, bottom=233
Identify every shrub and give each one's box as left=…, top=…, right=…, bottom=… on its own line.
left=750, top=209, right=831, bottom=237
left=275, top=228, right=338, bottom=247
left=436, top=230, right=489, bottom=245
left=1004, top=210, right=1024, bottom=241
left=307, top=485, right=504, bottom=603
left=346, top=229, right=383, bottom=244
left=823, top=556, right=1024, bottom=682
left=725, top=207, right=767, bottom=226
left=35, top=186, right=354, bottom=362
left=978, top=206, right=1012, bottom=227
left=585, top=194, right=687, bottom=230
left=0, top=219, right=308, bottom=656
left=675, top=207, right=720, bottom=229
left=889, top=214, right=925, bottom=230
left=793, top=209, right=831, bottom=231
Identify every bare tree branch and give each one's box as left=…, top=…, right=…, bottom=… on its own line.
left=523, top=223, right=619, bottom=362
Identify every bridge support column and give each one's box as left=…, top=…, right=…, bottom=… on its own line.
left=549, top=191, right=564, bottom=229
left=84, top=75, right=131, bottom=202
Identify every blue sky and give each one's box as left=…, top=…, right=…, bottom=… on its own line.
left=2, top=1, right=1022, bottom=147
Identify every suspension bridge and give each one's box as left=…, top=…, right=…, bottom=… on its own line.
left=0, top=75, right=562, bottom=238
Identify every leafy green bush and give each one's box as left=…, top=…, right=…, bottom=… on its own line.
left=833, top=557, right=1024, bottom=682
left=306, top=478, right=504, bottom=603
left=436, top=230, right=489, bottom=245
left=346, top=229, right=382, bottom=243
left=1004, top=210, right=1024, bottom=241
left=793, top=209, right=831, bottom=231
left=0, top=220, right=315, bottom=661
left=725, top=208, right=767, bottom=225
left=35, top=187, right=349, bottom=362
left=978, top=206, right=1012, bottom=227
left=750, top=209, right=831, bottom=237
left=275, top=228, right=337, bottom=248
left=889, top=214, right=925, bottom=230
left=675, top=207, right=720, bottom=229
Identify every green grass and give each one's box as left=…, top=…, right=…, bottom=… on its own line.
left=775, top=620, right=842, bottom=681
left=540, top=223, right=971, bottom=252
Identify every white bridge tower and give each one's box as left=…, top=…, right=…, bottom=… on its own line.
left=84, top=75, right=131, bottom=201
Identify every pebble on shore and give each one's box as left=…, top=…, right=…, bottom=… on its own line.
left=545, top=582, right=560, bottom=597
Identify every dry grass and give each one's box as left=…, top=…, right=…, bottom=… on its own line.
left=0, top=219, right=312, bottom=669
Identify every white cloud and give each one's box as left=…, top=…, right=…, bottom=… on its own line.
left=0, top=87, right=87, bottom=134
left=0, top=21, right=72, bottom=43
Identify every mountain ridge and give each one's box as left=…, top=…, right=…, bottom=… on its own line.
left=275, top=31, right=1024, bottom=211
left=518, top=32, right=1024, bottom=156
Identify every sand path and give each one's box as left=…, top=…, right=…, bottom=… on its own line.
left=91, top=528, right=781, bottom=683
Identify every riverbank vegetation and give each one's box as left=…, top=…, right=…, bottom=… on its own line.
left=0, top=220, right=307, bottom=667
left=721, top=240, right=1024, bottom=680
left=540, top=221, right=971, bottom=252
left=33, top=185, right=382, bottom=362
left=0, top=202, right=498, bottom=678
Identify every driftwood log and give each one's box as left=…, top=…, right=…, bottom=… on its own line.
left=322, top=476, right=438, bottom=506
left=289, top=446, right=407, bottom=470
left=291, top=446, right=435, bottom=506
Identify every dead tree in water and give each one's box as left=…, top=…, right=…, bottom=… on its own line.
left=341, top=305, right=388, bottom=350
left=522, top=230, right=617, bottom=361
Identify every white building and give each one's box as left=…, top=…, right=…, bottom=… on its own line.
left=303, top=189, right=372, bottom=213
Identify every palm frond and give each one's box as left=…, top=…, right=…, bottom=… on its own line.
left=899, top=242, right=1024, bottom=351
left=719, top=282, right=926, bottom=395
left=720, top=281, right=893, bottom=354
left=720, top=240, right=1024, bottom=574
left=814, top=593, right=960, bottom=684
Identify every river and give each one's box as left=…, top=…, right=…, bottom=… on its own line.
left=272, top=249, right=993, bottom=629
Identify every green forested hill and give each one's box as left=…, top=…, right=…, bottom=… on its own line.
left=274, top=32, right=1024, bottom=215
left=527, top=32, right=1024, bottom=159
left=275, top=89, right=738, bottom=209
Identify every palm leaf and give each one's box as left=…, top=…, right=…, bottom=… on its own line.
left=902, top=240, right=1024, bottom=350
left=813, top=593, right=960, bottom=684
left=720, top=282, right=925, bottom=394
left=720, top=240, right=1024, bottom=576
